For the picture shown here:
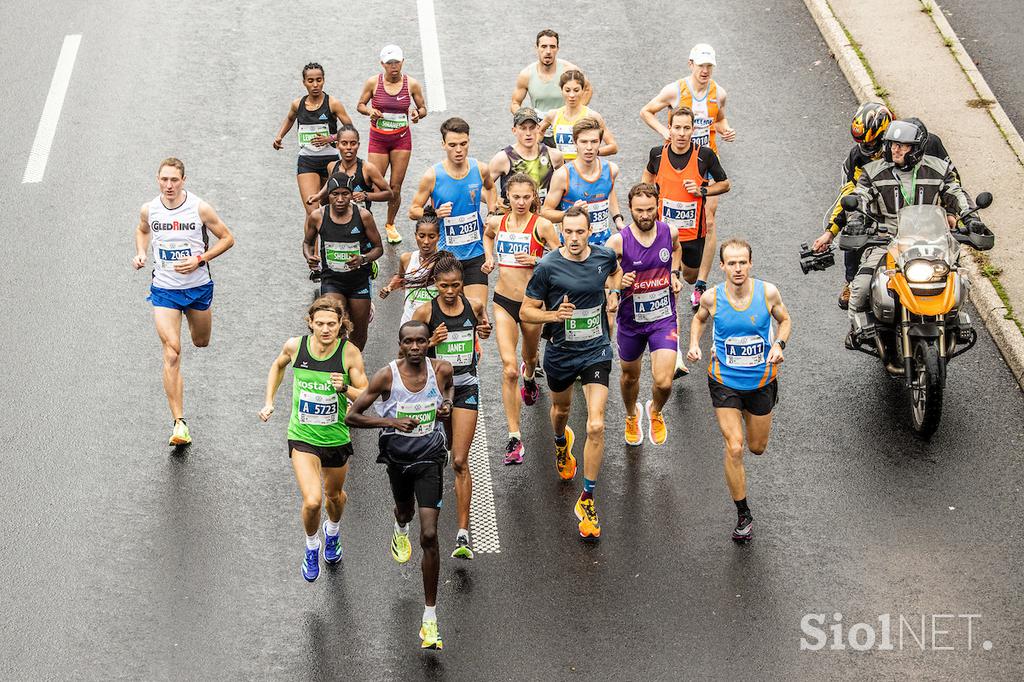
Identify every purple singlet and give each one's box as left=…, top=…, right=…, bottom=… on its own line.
left=616, top=220, right=679, bottom=362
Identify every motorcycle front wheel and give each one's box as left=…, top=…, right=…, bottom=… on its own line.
left=909, top=338, right=944, bottom=438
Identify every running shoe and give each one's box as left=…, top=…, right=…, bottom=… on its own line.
left=419, top=620, right=443, bottom=650
left=533, top=365, right=545, bottom=378
left=169, top=419, right=191, bottom=446
left=690, top=285, right=705, bottom=312
left=624, top=403, right=643, bottom=446
left=673, top=351, right=690, bottom=380
left=322, top=522, right=342, bottom=564
left=555, top=426, right=577, bottom=480
left=645, top=400, right=667, bottom=446
left=391, top=527, right=412, bottom=564
left=503, top=436, right=525, bottom=465
left=385, top=223, right=403, bottom=244
left=302, top=546, right=320, bottom=582
left=451, top=535, right=474, bottom=560
left=838, top=284, right=851, bottom=310
left=732, top=513, right=754, bottom=543
left=520, top=362, right=540, bottom=406
left=574, top=495, right=601, bottom=540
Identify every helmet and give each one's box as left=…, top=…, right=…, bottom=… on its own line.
left=883, top=119, right=927, bottom=171
left=850, top=102, right=891, bottom=155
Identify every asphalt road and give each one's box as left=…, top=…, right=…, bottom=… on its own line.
left=937, top=0, right=1024, bottom=135
left=1, top=1, right=1021, bottom=679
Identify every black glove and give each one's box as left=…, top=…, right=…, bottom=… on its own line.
left=844, top=217, right=867, bottom=237
left=963, top=215, right=990, bottom=235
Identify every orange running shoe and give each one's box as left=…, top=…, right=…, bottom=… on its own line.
left=645, top=400, right=667, bottom=446
left=624, top=402, right=643, bottom=446
left=554, top=426, right=577, bottom=480
left=574, top=494, right=601, bottom=540
left=384, top=223, right=403, bottom=244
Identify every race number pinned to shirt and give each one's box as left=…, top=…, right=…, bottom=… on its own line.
left=298, top=391, right=339, bottom=425
left=565, top=304, right=603, bottom=342
left=693, top=117, right=714, bottom=148
left=156, top=240, right=193, bottom=269
left=495, top=231, right=532, bottom=267
left=443, top=213, right=481, bottom=247
left=724, top=335, right=766, bottom=367
left=554, top=125, right=575, bottom=155
left=662, top=198, right=697, bottom=232
left=396, top=399, right=437, bottom=437
left=297, top=123, right=330, bottom=148
left=632, top=288, right=672, bottom=323
left=436, top=329, right=474, bottom=367
left=587, top=199, right=610, bottom=235
left=324, top=241, right=361, bottom=272
left=376, top=112, right=409, bottom=131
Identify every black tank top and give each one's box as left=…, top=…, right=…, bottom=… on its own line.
left=319, top=206, right=370, bottom=282
left=297, top=94, right=338, bottom=133
left=427, top=294, right=478, bottom=385
left=330, top=157, right=372, bottom=210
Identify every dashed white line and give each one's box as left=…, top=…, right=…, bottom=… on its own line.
left=22, top=34, right=81, bottom=184
left=415, top=0, right=447, bottom=112
left=468, top=402, right=500, bottom=553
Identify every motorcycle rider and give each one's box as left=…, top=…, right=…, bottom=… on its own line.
left=842, top=118, right=990, bottom=344
left=814, top=104, right=956, bottom=309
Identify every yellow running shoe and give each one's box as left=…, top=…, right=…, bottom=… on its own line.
left=168, top=419, right=191, bottom=446
left=391, top=527, right=412, bottom=564
left=624, top=403, right=643, bottom=446
left=419, top=620, right=443, bottom=650
left=554, top=426, right=577, bottom=480
left=574, top=494, right=601, bottom=540
left=384, top=223, right=403, bottom=244
left=645, top=400, right=667, bottom=446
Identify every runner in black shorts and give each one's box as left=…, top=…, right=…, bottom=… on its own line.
left=346, top=320, right=454, bottom=650
left=686, top=239, right=791, bottom=543
left=303, top=174, right=384, bottom=350
left=521, top=205, right=621, bottom=541
left=410, top=251, right=491, bottom=559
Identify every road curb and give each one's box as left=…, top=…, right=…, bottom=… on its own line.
left=802, top=0, right=1024, bottom=392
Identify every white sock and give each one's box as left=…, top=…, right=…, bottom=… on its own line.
left=508, top=431, right=521, bottom=440
left=395, top=521, right=410, bottom=535
left=305, top=533, right=319, bottom=550
left=523, top=365, right=535, bottom=380
left=325, top=519, right=340, bottom=536
left=423, top=605, right=437, bottom=622
left=457, top=528, right=469, bottom=541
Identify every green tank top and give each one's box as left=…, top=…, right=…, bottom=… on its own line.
left=527, top=60, right=567, bottom=118
left=287, top=336, right=351, bottom=446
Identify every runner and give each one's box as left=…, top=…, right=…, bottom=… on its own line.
left=258, top=297, right=368, bottom=582
left=345, top=320, right=455, bottom=650
left=542, top=117, right=625, bottom=246
left=409, top=252, right=491, bottom=559
left=305, top=125, right=393, bottom=211
left=509, top=29, right=593, bottom=148
left=604, top=183, right=682, bottom=446
left=488, top=107, right=564, bottom=210
left=640, top=43, right=736, bottom=310
left=685, top=239, right=791, bottom=542
left=481, top=173, right=561, bottom=464
left=379, top=208, right=441, bottom=324
left=302, top=174, right=384, bottom=350
left=357, top=45, right=428, bottom=245
left=640, top=106, right=730, bottom=377
left=408, top=117, right=495, bottom=306
left=520, top=206, right=621, bottom=540
left=273, top=62, right=353, bottom=216
left=538, top=70, right=618, bottom=160
left=132, top=158, right=235, bottom=446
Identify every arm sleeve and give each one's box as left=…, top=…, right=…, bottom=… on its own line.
left=646, top=146, right=662, bottom=175
left=700, top=148, right=728, bottom=182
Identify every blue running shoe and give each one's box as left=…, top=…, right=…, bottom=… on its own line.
left=302, top=546, right=320, bottom=582
left=322, top=522, right=342, bottom=564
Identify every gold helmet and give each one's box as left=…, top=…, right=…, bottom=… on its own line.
left=851, top=102, right=892, bottom=155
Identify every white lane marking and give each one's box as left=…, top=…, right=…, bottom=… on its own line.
left=415, top=0, right=447, bottom=112
left=22, top=35, right=82, bottom=184
left=468, top=399, right=500, bottom=553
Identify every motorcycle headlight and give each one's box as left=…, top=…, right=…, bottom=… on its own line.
left=904, top=259, right=948, bottom=283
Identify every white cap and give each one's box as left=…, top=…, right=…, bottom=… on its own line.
left=689, top=43, right=716, bottom=65
left=380, top=44, right=403, bottom=63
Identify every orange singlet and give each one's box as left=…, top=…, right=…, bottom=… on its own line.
left=675, top=78, right=720, bottom=152
left=654, top=142, right=706, bottom=243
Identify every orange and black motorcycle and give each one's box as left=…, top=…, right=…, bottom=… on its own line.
left=811, top=193, right=994, bottom=437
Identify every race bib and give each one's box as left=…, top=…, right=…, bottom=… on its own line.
left=587, top=199, right=610, bottom=235
left=662, top=198, right=698, bottom=230
left=376, top=112, right=409, bottom=131
left=496, top=231, right=532, bottom=267
left=298, top=390, right=339, bottom=425
left=564, top=304, right=602, bottom=342
left=692, top=118, right=713, bottom=148
left=324, top=241, right=361, bottom=272
left=408, top=286, right=438, bottom=305
left=436, top=329, right=474, bottom=367
left=297, top=123, right=330, bottom=147
left=554, top=125, right=576, bottom=155
left=443, top=212, right=481, bottom=247
left=632, top=288, right=672, bottom=323
left=724, top=335, right=766, bottom=367
left=396, top=399, right=436, bottom=438
left=156, top=240, right=192, bottom=269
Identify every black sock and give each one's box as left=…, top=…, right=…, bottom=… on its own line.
left=735, top=498, right=749, bottom=515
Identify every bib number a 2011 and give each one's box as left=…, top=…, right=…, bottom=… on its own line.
left=298, top=391, right=339, bottom=425
left=564, top=304, right=602, bottom=342
left=724, top=335, right=765, bottom=368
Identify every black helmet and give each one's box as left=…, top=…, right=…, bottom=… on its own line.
left=850, top=102, right=892, bottom=155
left=883, top=119, right=927, bottom=171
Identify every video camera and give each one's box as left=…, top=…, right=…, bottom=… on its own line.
left=799, top=242, right=835, bottom=275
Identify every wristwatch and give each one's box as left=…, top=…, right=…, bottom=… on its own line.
left=776, top=339, right=786, bottom=351
left=699, top=186, right=708, bottom=198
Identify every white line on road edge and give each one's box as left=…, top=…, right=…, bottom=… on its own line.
left=22, top=35, right=81, bottom=184
left=467, top=405, right=500, bottom=553
left=415, top=0, right=447, bottom=112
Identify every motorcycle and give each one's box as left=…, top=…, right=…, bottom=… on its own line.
left=832, top=192, right=994, bottom=437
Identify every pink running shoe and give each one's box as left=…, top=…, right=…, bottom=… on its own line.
left=519, top=361, right=540, bottom=406
left=503, top=436, right=525, bottom=465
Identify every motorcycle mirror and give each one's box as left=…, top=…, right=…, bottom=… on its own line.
left=840, top=195, right=859, bottom=211
left=975, top=192, right=993, bottom=209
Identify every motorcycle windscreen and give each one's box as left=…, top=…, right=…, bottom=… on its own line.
left=893, top=205, right=953, bottom=265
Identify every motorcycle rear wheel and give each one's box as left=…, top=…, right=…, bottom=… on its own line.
left=909, top=338, right=944, bottom=438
